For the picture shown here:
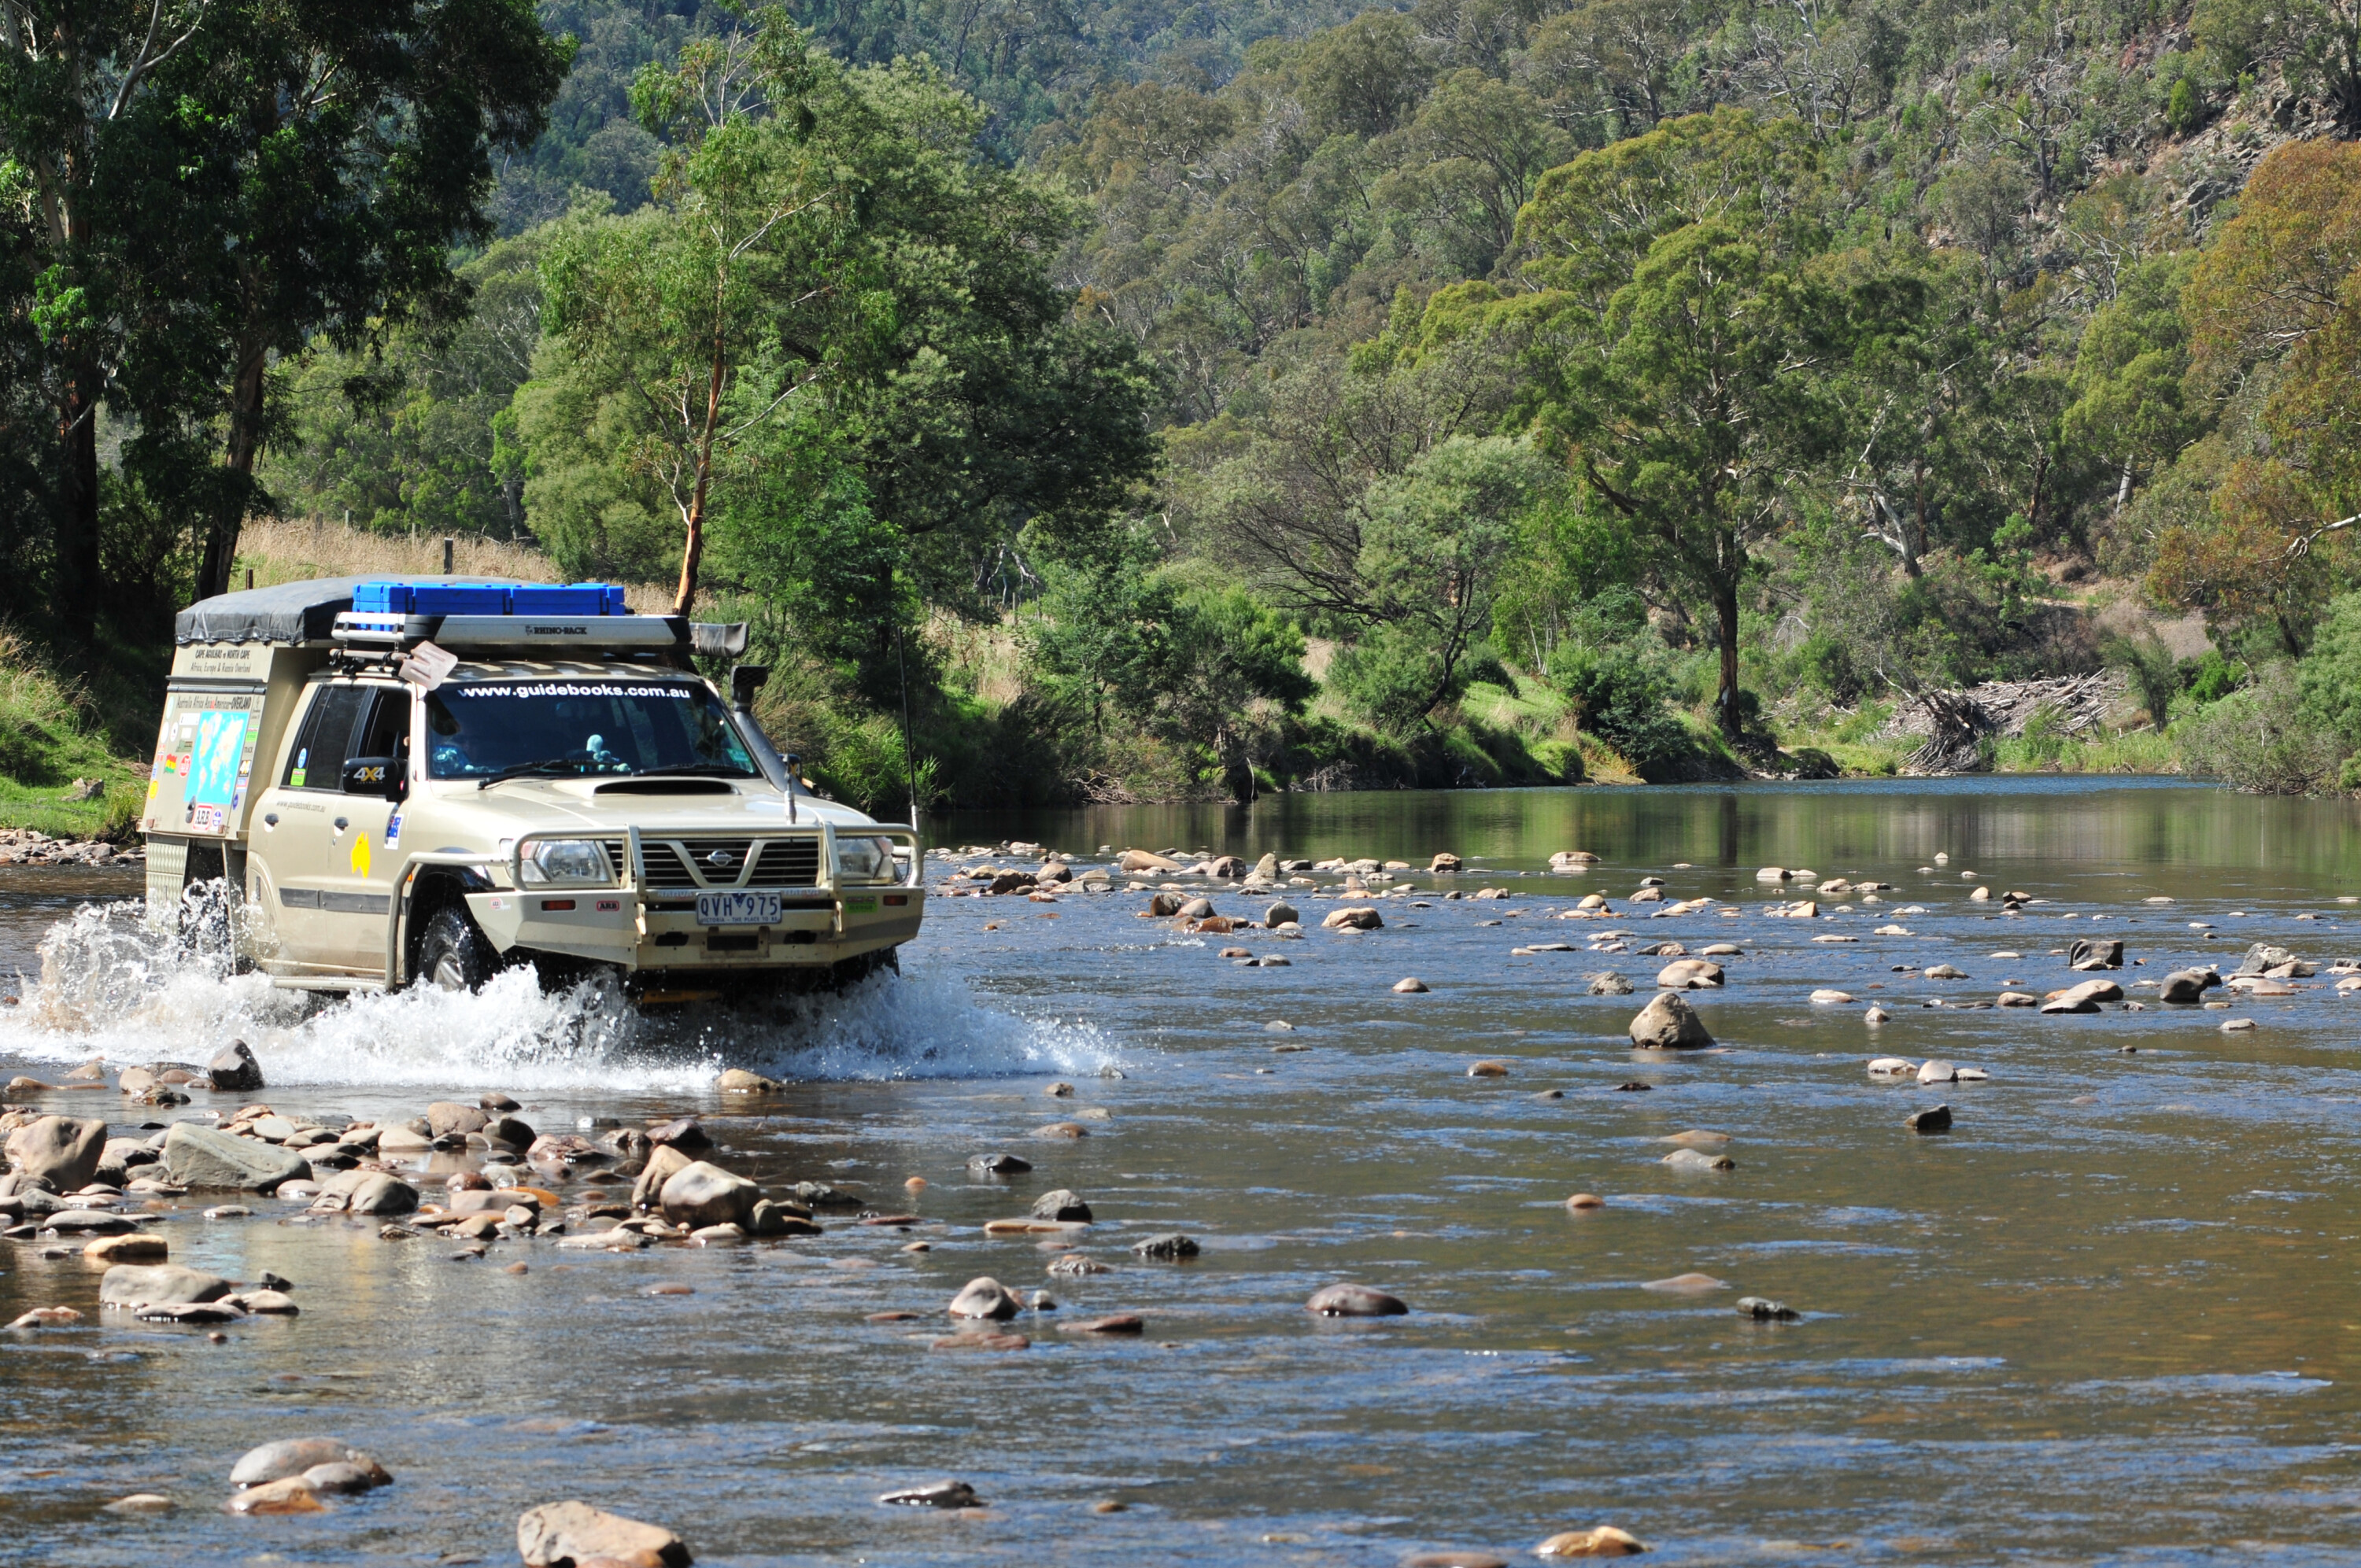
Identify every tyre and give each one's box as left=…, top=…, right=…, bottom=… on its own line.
left=415, top=906, right=499, bottom=992
left=824, top=947, right=900, bottom=991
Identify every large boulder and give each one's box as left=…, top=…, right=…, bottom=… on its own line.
left=99, top=1264, right=233, bottom=1307
left=1654, top=959, right=1724, bottom=990
left=4, top=1115, right=108, bottom=1192
left=1628, top=991, right=1713, bottom=1049
left=1322, top=907, right=1384, bottom=931
left=2068, top=939, right=2126, bottom=971
left=658, top=1161, right=759, bottom=1229
left=1263, top=901, right=1300, bottom=928
left=516, top=1500, right=692, bottom=1568
left=205, top=1040, right=264, bottom=1093
left=1119, top=849, right=1180, bottom=874
left=161, top=1121, right=309, bottom=1191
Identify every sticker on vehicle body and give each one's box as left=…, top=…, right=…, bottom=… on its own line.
left=383, top=810, right=401, bottom=847
left=843, top=896, right=878, bottom=913
left=596, top=898, right=621, bottom=913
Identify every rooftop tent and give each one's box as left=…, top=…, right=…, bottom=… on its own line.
left=175, top=577, right=541, bottom=645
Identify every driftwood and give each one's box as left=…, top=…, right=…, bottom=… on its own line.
left=1890, top=673, right=2129, bottom=775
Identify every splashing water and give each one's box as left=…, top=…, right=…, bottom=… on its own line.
left=2, top=893, right=1125, bottom=1092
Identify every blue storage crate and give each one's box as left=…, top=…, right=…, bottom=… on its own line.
left=411, top=581, right=512, bottom=615
left=510, top=583, right=609, bottom=614
left=352, top=581, right=413, bottom=614
left=600, top=584, right=630, bottom=614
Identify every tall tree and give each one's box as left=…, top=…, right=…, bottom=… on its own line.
left=0, top=0, right=568, bottom=638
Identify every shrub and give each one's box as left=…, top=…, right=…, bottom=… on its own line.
left=2179, top=664, right=2344, bottom=792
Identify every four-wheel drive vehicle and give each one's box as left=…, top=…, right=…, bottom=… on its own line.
left=146, top=576, right=922, bottom=998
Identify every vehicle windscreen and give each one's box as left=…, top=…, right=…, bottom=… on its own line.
left=423, top=681, right=757, bottom=780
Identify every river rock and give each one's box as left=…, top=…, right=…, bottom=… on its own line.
left=100, top=1264, right=232, bottom=1307
left=1030, top=1189, right=1092, bottom=1222
left=1131, top=1233, right=1199, bottom=1260
left=424, top=1101, right=486, bottom=1138
left=1737, top=1297, right=1800, bottom=1321
left=1917, top=1059, right=1957, bottom=1083
left=42, top=1208, right=138, bottom=1234
left=879, top=1480, right=981, bottom=1508
left=1552, top=850, right=1601, bottom=869
left=1431, top=853, right=1462, bottom=873
left=2069, top=938, right=2125, bottom=970
left=1535, top=1525, right=1649, bottom=1556
left=312, top=1169, right=419, bottom=1216
left=2041, top=979, right=2123, bottom=1013
left=1923, top=964, right=1967, bottom=980
left=1121, top=850, right=1180, bottom=873
left=1661, top=1148, right=1734, bottom=1171
left=2160, top=966, right=2222, bottom=1002
left=1810, top=989, right=1855, bottom=1005
left=1628, top=992, right=1712, bottom=1049
left=966, top=1152, right=1031, bottom=1175
left=161, top=1123, right=308, bottom=1191
left=517, top=1500, right=692, bottom=1568
left=231, top=1437, right=386, bottom=1488
left=1907, top=1104, right=1953, bottom=1133
left=715, top=1068, right=782, bottom=1094
left=1655, top=959, right=1724, bottom=989
left=1393, top=976, right=1430, bottom=994
left=948, top=1276, right=1020, bottom=1320
left=2235, top=942, right=2297, bottom=977
left=658, top=1161, right=758, bottom=1229
left=1588, top=972, right=1634, bottom=996
left=1306, top=1283, right=1408, bottom=1317
left=1864, top=1006, right=1891, bottom=1024
left=1323, top=906, right=1383, bottom=931
left=116, top=1066, right=157, bottom=1098
left=83, top=1233, right=166, bottom=1263
left=205, top=1041, right=264, bottom=1093
left=223, top=1476, right=325, bottom=1515
left=630, top=1145, right=696, bottom=1209
left=4, top=1116, right=107, bottom=1192
left=1997, top=991, right=2038, bottom=1006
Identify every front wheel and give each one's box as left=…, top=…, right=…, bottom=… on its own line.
left=415, top=906, right=499, bottom=992
left=826, top=947, right=900, bottom=990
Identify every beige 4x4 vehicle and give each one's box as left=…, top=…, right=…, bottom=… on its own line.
left=143, top=576, right=922, bottom=999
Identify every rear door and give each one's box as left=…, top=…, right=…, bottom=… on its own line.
left=249, top=681, right=408, bottom=976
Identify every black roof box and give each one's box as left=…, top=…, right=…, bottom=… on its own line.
left=176, top=577, right=538, bottom=645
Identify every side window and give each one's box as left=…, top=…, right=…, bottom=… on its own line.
left=353, top=688, right=408, bottom=762
left=282, top=685, right=368, bottom=790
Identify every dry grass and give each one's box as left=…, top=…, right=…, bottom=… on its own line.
left=237, top=518, right=671, bottom=611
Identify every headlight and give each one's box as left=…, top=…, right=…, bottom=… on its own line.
left=834, top=835, right=895, bottom=884
left=519, top=838, right=611, bottom=885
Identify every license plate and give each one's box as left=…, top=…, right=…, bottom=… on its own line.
left=696, top=891, right=781, bottom=927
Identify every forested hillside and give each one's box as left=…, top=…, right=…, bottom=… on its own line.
left=8, top=0, right=2361, bottom=817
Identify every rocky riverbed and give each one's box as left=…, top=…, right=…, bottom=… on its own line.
left=8, top=776, right=2361, bottom=1565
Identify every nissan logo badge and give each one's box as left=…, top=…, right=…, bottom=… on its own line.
left=706, top=850, right=736, bottom=868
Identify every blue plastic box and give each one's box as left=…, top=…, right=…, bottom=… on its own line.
left=601, top=584, right=630, bottom=614
left=410, top=582, right=512, bottom=615
left=352, top=581, right=413, bottom=614
left=511, top=583, right=611, bottom=615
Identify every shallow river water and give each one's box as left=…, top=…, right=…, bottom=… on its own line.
left=6, top=776, right=2361, bottom=1566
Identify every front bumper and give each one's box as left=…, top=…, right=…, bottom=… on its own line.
left=466, top=825, right=925, bottom=972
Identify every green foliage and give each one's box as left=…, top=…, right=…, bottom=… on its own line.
left=1546, top=636, right=1691, bottom=779
left=2102, top=629, right=2181, bottom=732
left=2181, top=662, right=2345, bottom=794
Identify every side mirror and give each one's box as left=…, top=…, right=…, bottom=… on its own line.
left=341, top=757, right=400, bottom=798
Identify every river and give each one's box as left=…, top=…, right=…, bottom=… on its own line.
left=5, top=775, right=2361, bottom=1565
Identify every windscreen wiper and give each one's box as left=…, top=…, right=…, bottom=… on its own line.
left=630, top=762, right=759, bottom=779
left=475, top=758, right=583, bottom=790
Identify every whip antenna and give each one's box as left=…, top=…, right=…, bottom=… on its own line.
left=895, top=614, right=920, bottom=832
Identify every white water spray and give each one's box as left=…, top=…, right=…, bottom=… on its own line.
left=2, top=895, right=1124, bottom=1091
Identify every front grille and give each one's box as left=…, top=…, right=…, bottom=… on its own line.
left=632, top=834, right=826, bottom=891
left=637, top=842, right=698, bottom=891
left=748, top=839, right=821, bottom=887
